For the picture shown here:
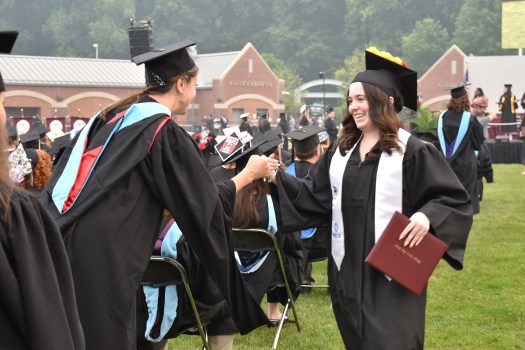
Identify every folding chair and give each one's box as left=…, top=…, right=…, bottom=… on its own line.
left=300, top=256, right=329, bottom=290
left=141, top=256, right=210, bottom=350
left=232, top=228, right=301, bottom=349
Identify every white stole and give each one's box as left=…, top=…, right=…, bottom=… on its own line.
left=329, top=128, right=411, bottom=271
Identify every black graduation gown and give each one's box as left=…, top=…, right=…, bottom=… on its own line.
left=273, top=136, right=473, bottom=349
left=290, top=161, right=330, bottom=263
left=439, top=110, right=484, bottom=214
left=498, top=94, right=518, bottom=133
left=239, top=121, right=253, bottom=135
left=324, top=117, right=338, bottom=143
left=0, top=188, right=84, bottom=350
left=40, top=100, right=267, bottom=350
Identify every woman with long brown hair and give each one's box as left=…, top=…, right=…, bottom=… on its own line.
left=41, top=39, right=277, bottom=350
left=269, top=48, right=474, bottom=349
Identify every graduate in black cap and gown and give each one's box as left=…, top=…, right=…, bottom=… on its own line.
left=437, top=84, right=484, bottom=214
left=498, top=84, right=518, bottom=134
left=283, top=125, right=330, bottom=288
left=0, top=30, right=85, bottom=350
left=41, top=39, right=277, bottom=350
left=269, top=48, right=473, bottom=349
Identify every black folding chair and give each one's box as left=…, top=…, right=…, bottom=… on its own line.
left=232, top=228, right=301, bottom=349
left=141, top=256, right=210, bottom=350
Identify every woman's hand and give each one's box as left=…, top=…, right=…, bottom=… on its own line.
left=232, top=155, right=280, bottom=192
left=398, top=212, right=430, bottom=248
left=244, top=155, right=280, bottom=181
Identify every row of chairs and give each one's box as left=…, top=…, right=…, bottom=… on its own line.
left=141, top=228, right=323, bottom=349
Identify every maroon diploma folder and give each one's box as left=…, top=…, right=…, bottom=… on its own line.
left=365, top=211, right=449, bottom=296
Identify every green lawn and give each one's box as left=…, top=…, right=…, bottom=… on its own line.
left=168, top=164, right=525, bottom=349
left=502, top=1, right=525, bottom=48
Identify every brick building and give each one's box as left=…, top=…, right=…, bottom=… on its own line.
left=417, top=45, right=468, bottom=113
left=0, top=42, right=284, bottom=134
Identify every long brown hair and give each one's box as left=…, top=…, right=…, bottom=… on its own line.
left=20, top=149, right=52, bottom=190
left=232, top=179, right=270, bottom=228
left=334, top=82, right=402, bottom=162
left=99, top=66, right=199, bottom=120
left=447, top=94, right=470, bottom=113
left=0, top=124, right=14, bottom=227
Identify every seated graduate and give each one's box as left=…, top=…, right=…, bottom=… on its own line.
left=9, top=146, right=52, bottom=191
left=252, top=128, right=303, bottom=323
left=0, top=29, right=85, bottom=350
left=283, top=125, right=330, bottom=289
left=269, top=47, right=473, bottom=349
left=136, top=217, right=231, bottom=350
left=40, top=39, right=278, bottom=350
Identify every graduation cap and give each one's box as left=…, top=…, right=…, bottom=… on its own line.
left=50, top=133, right=71, bottom=156
left=240, top=112, right=249, bottom=120
left=255, top=128, right=283, bottom=156
left=504, top=84, right=512, bottom=89
left=19, top=130, right=40, bottom=148
left=449, top=82, right=471, bottom=98
left=0, top=31, right=19, bottom=92
left=0, top=31, right=18, bottom=53
left=32, top=118, right=48, bottom=138
left=223, top=138, right=267, bottom=174
left=214, top=132, right=245, bottom=163
left=352, top=48, right=418, bottom=112
left=132, top=39, right=196, bottom=86
left=285, top=125, right=325, bottom=156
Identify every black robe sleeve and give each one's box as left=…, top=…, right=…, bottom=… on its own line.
left=403, top=140, right=473, bottom=270
left=0, top=190, right=84, bottom=350
left=471, top=116, right=485, bottom=151
left=140, top=120, right=267, bottom=334
left=273, top=149, right=333, bottom=232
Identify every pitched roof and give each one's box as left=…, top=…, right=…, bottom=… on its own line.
left=0, top=49, right=241, bottom=89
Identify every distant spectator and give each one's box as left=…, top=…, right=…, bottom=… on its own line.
left=498, top=84, right=518, bottom=135
left=239, top=113, right=252, bottom=135
left=324, top=107, right=338, bottom=144
left=473, top=87, right=485, bottom=99
left=258, top=113, right=271, bottom=134
left=299, top=105, right=311, bottom=126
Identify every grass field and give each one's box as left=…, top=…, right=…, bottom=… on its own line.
left=502, top=1, right=525, bottom=48
left=168, top=164, right=525, bottom=349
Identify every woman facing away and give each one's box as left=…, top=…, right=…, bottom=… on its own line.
left=40, top=39, right=278, bottom=350
left=437, top=84, right=485, bottom=214
left=269, top=48, right=473, bottom=349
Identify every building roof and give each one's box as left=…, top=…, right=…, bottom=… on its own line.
left=0, top=49, right=241, bottom=89
left=195, top=50, right=239, bottom=88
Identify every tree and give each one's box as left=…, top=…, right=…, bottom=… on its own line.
left=334, top=48, right=365, bottom=86
left=453, top=0, right=506, bottom=56
left=333, top=48, right=365, bottom=111
left=44, top=0, right=135, bottom=58
left=343, top=0, right=417, bottom=58
left=261, top=53, right=303, bottom=116
left=402, top=18, right=450, bottom=74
